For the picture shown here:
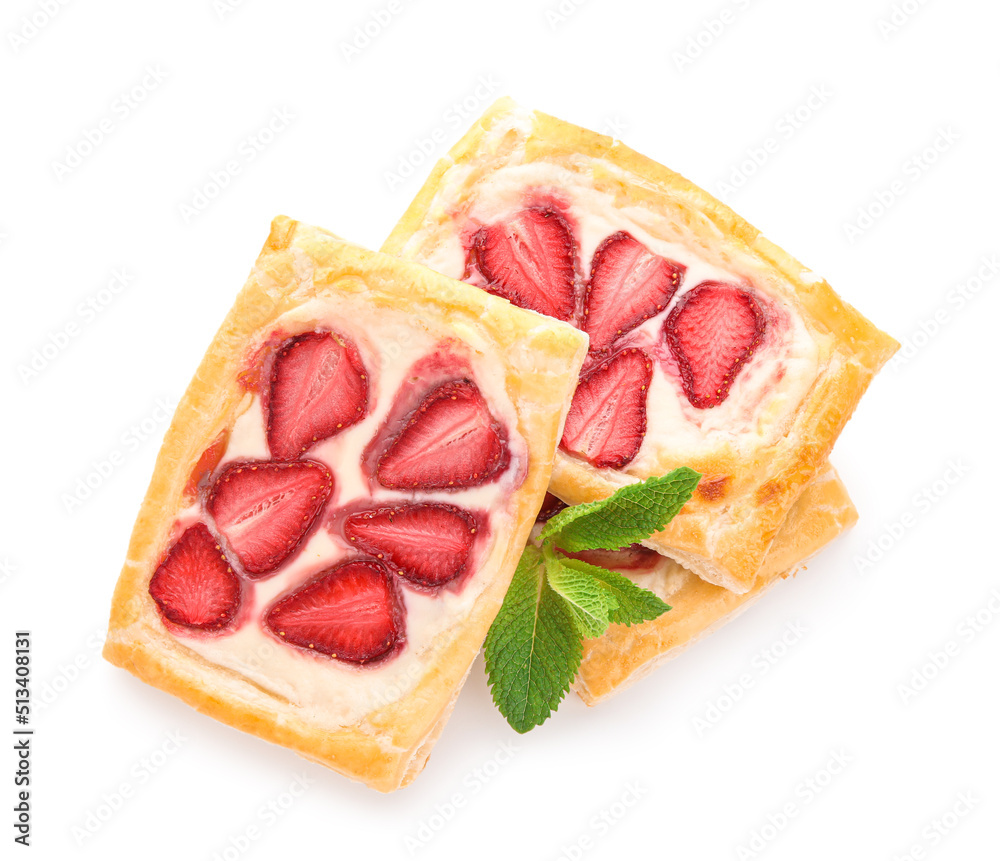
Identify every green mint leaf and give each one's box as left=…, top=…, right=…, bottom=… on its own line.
left=539, top=467, right=701, bottom=552
left=558, top=556, right=671, bottom=627
left=484, top=545, right=583, bottom=734
left=543, top=545, right=615, bottom=638
left=485, top=468, right=696, bottom=732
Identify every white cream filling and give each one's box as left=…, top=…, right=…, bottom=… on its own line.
left=172, top=289, right=527, bottom=729
left=402, top=154, right=821, bottom=467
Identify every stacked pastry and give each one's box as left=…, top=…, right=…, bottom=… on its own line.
left=104, top=101, right=896, bottom=791
left=382, top=99, right=897, bottom=705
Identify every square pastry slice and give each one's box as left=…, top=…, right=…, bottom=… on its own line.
left=103, top=217, right=587, bottom=792
left=567, top=465, right=857, bottom=704
left=383, top=99, right=898, bottom=593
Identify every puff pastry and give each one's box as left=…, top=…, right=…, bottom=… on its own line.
left=103, top=217, right=587, bottom=792
left=383, top=98, right=898, bottom=593
left=573, top=465, right=857, bottom=705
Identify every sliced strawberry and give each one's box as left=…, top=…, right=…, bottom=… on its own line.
left=561, top=544, right=661, bottom=573
left=267, top=331, right=369, bottom=461
left=149, top=523, right=241, bottom=630
left=583, top=231, right=684, bottom=353
left=663, top=281, right=766, bottom=408
left=466, top=205, right=578, bottom=321
left=208, top=460, right=333, bottom=578
left=560, top=348, right=652, bottom=469
left=535, top=492, right=567, bottom=523
left=376, top=380, right=509, bottom=490
left=344, top=503, right=478, bottom=587
left=184, top=431, right=230, bottom=500
left=265, top=559, right=403, bottom=663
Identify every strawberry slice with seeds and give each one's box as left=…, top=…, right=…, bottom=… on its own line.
left=149, top=523, right=241, bottom=630
left=535, top=492, right=567, bottom=523
left=663, top=281, right=766, bottom=408
left=208, top=460, right=333, bottom=578
left=376, top=380, right=509, bottom=490
left=561, top=348, right=652, bottom=469
left=466, top=205, right=579, bottom=321
left=267, top=331, right=369, bottom=461
left=583, top=231, right=684, bottom=353
left=344, top=503, right=478, bottom=587
left=265, top=559, right=403, bottom=663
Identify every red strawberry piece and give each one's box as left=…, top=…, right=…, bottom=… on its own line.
left=184, top=431, right=231, bottom=499
left=561, top=544, right=661, bottom=573
left=149, top=523, right=241, bottom=630
left=265, top=559, right=403, bottom=663
left=560, top=348, right=652, bottom=469
left=208, top=460, right=333, bottom=578
left=583, top=231, right=684, bottom=353
left=376, top=380, right=509, bottom=490
left=267, top=331, right=369, bottom=461
left=344, top=503, right=478, bottom=587
left=466, top=205, right=579, bottom=321
left=663, top=281, right=766, bottom=409
left=535, top=492, right=567, bottom=523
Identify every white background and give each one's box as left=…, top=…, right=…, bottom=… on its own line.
left=3, top=0, right=998, bottom=858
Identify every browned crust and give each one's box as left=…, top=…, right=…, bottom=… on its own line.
left=103, top=217, right=587, bottom=792
left=573, top=465, right=858, bottom=705
left=383, top=98, right=898, bottom=593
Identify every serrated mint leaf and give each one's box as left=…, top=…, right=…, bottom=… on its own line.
left=558, top=556, right=671, bottom=627
left=540, top=467, right=701, bottom=552
left=544, top=547, right=616, bottom=638
left=485, top=469, right=695, bottom=732
left=484, top=545, right=583, bottom=734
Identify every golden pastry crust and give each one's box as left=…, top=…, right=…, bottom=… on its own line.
left=383, top=98, right=898, bottom=593
left=573, top=466, right=858, bottom=705
left=103, top=217, right=588, bottom=792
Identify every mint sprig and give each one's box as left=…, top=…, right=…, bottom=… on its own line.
left=484, top=468, right=700, bottom=733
